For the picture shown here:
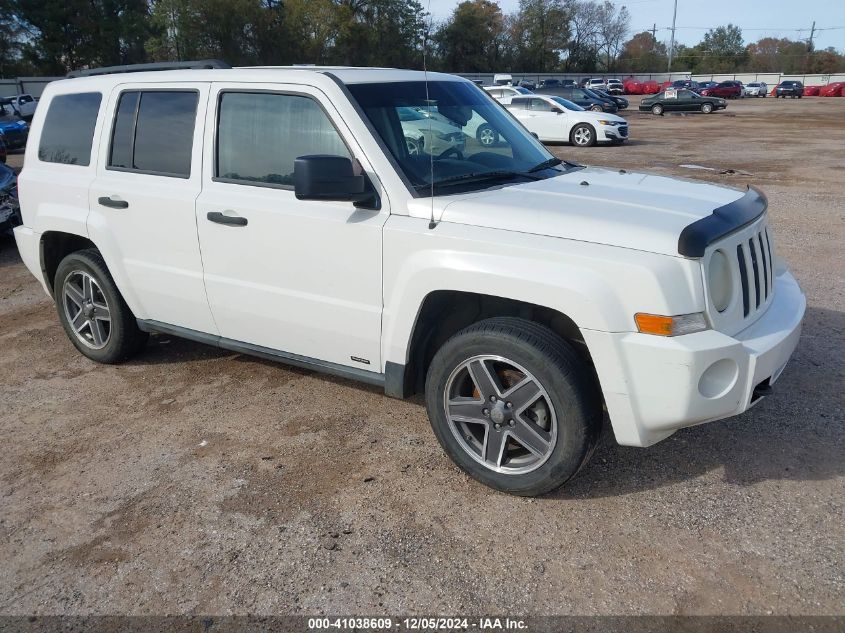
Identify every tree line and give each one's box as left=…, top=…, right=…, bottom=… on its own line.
left=1, top=0, right=843, bottom=78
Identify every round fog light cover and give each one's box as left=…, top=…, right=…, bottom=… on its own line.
left=708, top=249, right=733, bottom=312
left=698, top=358, right=739, bottom=399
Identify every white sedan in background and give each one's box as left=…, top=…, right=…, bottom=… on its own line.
left=483, top=85, right=533, bottom=104
left=744, top=82, right=768, bottom=97
left=505, top=94, right=628, bottom=147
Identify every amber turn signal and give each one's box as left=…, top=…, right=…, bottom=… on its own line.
left=635, top=312, right=708, bottom=337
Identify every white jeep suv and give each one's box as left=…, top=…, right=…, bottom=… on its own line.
left=14, top=63, right=805, bottom=496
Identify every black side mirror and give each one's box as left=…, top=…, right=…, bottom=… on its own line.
left=294, top=155, right=378, bottom=208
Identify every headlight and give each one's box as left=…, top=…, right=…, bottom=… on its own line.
left=597, top=120, right=618, bottom=126
left=708, top=249, right=733, bottom=312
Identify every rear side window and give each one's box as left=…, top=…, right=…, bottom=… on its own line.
left=38, top=92, right=102, bottom=166
left=215, top=92, right=350, bottom=188
left=108, top=90, right=198, bottom=177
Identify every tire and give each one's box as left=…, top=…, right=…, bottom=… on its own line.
left=701, top=103, right=713, bottom=114
left=405, top=136, right=422, bottom=156
left=651, top=104, right=663, bottom=115
left=425, top=317, right=601, bottom=496
left=475, top=124, right=499, bottom=147
left=570, top=123, right=596, bottom=147
left=54, top=249, right=148, bottom=364
left=590, top=105, right=603, bottom=112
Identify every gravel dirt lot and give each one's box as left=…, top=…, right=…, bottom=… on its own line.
left=0, top=95, right=843, bottom=617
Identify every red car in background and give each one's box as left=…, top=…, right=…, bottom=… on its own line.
left=700, top=80, right=743, bottom=99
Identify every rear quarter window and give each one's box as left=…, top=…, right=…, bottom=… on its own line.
left=38, top=92, right=102, bottom=166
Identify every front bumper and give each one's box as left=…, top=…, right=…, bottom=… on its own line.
left=583, top=268, right=805, bottom=447
left=599, top=125, right=628, bottom=142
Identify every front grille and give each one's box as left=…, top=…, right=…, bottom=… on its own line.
left=735, top=225, right=774, bottom=318
left=618, top=126, right=628, bottom=137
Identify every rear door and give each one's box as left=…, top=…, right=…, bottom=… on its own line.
left=88, top=82, right=217, bottom=334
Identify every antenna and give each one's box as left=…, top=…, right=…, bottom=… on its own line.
left=422, top=0, right=437, bottom=229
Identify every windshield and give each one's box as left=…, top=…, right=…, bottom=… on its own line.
left=347, top=80, right=568, bottom=195
left=515, top=87, right=531, bottom=94
left=550, top=96, right=585, bottom=111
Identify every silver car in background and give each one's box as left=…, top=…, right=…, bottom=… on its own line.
left=744, top=82, right=768, bottom=97
left=606, top=79, right=624, bottom=94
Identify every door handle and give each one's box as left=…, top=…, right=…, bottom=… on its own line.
left=98, top=196, right=129, bottom=209
left=207, top=211, right=248, bottom=227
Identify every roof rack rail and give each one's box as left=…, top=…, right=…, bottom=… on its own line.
left=67, top=60, right=230, bottom=78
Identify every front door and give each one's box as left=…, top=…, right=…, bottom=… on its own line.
left=195, top=83, right=389, bottom=370
left=528, top=98, right=567, bottom=141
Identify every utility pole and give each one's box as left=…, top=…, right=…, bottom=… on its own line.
left=667, top=0, right=678, bottom=73
left=806, top=20, right=816, bottom=73
left=651, top=23, right=657, bottom=51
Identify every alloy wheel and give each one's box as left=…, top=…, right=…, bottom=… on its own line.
left=443, top=355, right=557, bottom=475
left=573, top=127, right=592, bottom=146
left=478, top=126, right=496, bottom=146
left=62, top=270, right=112, bottom=349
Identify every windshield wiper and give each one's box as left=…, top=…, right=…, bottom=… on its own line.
left=414, top=170, right=541, bottom=192
left=527, top=157, right=563, bottom=173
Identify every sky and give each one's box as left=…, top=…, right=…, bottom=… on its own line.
left=424, top=0, right=845, bottom=52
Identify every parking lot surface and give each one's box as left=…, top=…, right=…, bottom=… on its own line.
left=1, top=95, right=843, bottom=615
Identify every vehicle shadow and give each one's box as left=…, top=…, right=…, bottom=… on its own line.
left=554, top=304, right=845, bottom=499
left=128, top=303, right=844, bottom=498
left=130, top=332, right=385, bottom=394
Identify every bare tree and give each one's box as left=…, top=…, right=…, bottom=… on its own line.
left=596, top=1, right=629, bottom=71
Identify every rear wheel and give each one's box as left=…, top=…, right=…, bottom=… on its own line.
left=701, top=103, right=713, bottom=114
left=651, top=103, right=663, bottom=115
left=55, top=249, right=147, bottom=363
left=570, top=123, right=596, bottom=147
left=425, top=317, right=601, bottom=496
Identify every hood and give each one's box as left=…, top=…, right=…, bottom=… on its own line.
left=431, top=167, right=744, bottom=257
left=577, top=110, right=626, bottom=124
left=0, top=118, right=26, bottom=131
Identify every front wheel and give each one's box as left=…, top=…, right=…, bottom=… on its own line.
left=590, top=105, right=603, bottom=112
left=54, top=249, right=148, bottom=363
left=570, top=123, right=596, bottom=147
left=651, top=104, right=663, bottom=115
left=476, top=124, right=499, bottom=147
left=425, top=317, right=601, bottom=496
left=701, top=103, right=713, bottom=114
left=405, top=136, right=422, bottom=156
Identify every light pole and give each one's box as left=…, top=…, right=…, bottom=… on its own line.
left=667, top=0, right=678, bottom=73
